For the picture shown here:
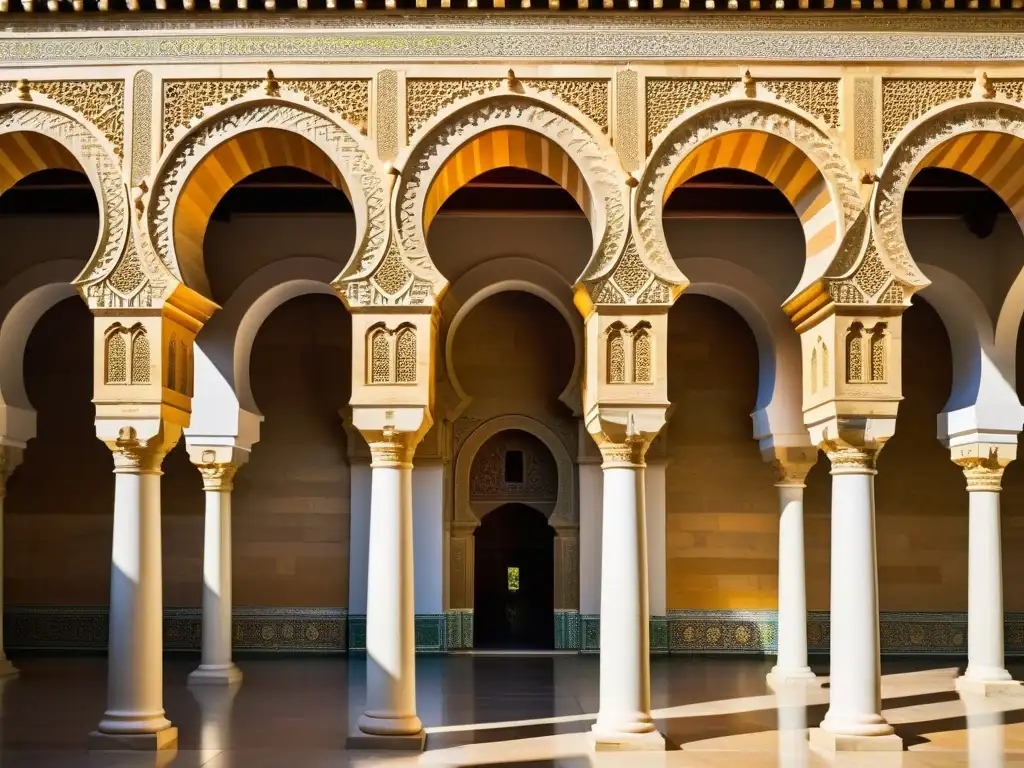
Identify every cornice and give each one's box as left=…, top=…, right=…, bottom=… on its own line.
left=3, top=13, right=1024, bottom=65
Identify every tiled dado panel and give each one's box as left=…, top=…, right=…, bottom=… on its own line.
left=12, top=607, right=1024, bottom=656
left=7, top=607, right=348, bottom=652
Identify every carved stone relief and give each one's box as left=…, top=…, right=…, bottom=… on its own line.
left=161, top=78, right=369, bottom=144
left=469, top=431, right=558, bottom=503
left=131, top=71, right=154, bottom=186
left=104, top=322, right=151, bottom=385
left=614, top=69, right=640, bottom=171
left=880, top=78, right=973, bottom=150
left=405, top=77, right=610, bottom=138
left=366, top=323, right=417, bottom=385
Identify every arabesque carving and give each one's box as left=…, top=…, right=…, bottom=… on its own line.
left=396, top=93, right=627, bottom=296
left=645, top=78, right=733, bottom=142
left=760, top=79, right=840, bottom=129
left=880, top=78, right=973, bottom=150
left=162, top=78, right=369, bottom=143
left=874, top=100, right=1024, bottom=293
left=147, top=97, right=387, bottom=296
left=406, top=77, right=610, bottom=139
left=4, top=79, right=125, bottom=157
left=639, top=99, right=859, bottom=291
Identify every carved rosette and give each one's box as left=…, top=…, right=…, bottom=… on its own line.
left=394, top=90, right=629, bottom=309
left=875, top=98, right=1024, bottom=295
left=638, top=96, right=860, bottom=299
left=0, top=95, right=132, bottom=305
left=144, top=93, right=388, bottom=302
left=198, top=462, right=238, bottom=492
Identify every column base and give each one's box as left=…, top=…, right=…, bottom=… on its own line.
left=591, top=726, right=666, bottom=751
left=809, top=728, right=902, bottom=754
left=346, top=731, right=426, bottom=751
left=88, top=727, right=178, bottom=752
left=0, top=657, right=18, bottom=678
left=188, top=664, right=243, bottom=686
left=956, top=676, right=1024, bottom=697
left=767, top=666, right=817, bottom=688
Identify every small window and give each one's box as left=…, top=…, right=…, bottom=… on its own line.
left=507, top=566, right=520, bottom=592
left=504, top=450, right=524, bottom=483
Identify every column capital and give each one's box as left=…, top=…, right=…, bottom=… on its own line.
left=196, top=463, right=238, bottom=492
left=764, top=445, right=817, bottom=488
left=366, top=428, right=419, bottom=469
left=953, top=445, right=1012, bottom=492
left=105, top=424, right=181, bottom=474
left=822, top=441, right=880, bottom=475
left=596, top=435, right=650, bottom=469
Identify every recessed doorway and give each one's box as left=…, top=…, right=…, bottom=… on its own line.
left=473, top=503, right=555, bottom=650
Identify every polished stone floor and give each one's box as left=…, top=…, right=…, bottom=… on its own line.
left=0, top=653, right=1023, bottom=766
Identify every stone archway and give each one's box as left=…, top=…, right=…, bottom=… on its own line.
left=450, top=416, right=578, bottom=648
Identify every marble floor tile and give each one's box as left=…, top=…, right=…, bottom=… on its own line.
left=0, top=654, right=1023, bottom=767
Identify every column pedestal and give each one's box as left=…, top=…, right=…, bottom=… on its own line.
left=189, top=461, right=242, bottom=687
left=348, top=432, right=425, bottom=752
left=591, top=438, right=664, bottom=752
left=955, top=457, right=1022, bottom=697
left=815, top=446, right=901, bottom=754
left=90, top=431, right=178, bottom=752
left=767, top=457, right=816, bottom=687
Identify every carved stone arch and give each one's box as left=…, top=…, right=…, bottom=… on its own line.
left=454, top=414, right=575, bottom=528
left=395, top=87, right=642, bottom=304
left=0, top=94, right=133, bottom=303
left=875, top=97, right=1024, bottom=297
left=639, top=96, right=861, bottom=300
left=143, top=93, right=389, bottom=302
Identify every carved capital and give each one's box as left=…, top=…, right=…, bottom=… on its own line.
left=953, top=447, right=1011, bottom=492
left=597, top=435, right=650, bottom=469
left=766, top=446, right=818, bottom=487
left=197, top=462, right=238, bottom=492
left=367, top=427, right=418, bottom=469
left=106, top=425, right=176, bottom=474
left=822, top=440, right=880, bottom=475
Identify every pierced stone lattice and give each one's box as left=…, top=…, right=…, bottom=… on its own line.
left=847, top=331, right=863, bottom=383
left=881, top=79, right=973, bottom=150
left=853, top=252, right=889, bottom=297
left=761, top=79, right=840, bottom=129
left=106, top=331, right=127, bottom=384
left=131, top=331, right=151, bottom=384
left=871, top=330, right=886, bottom=382
left=370, top=330, right=390, bottom=384
left=879, top=281, right=905, bottom=305
left=162, top=78, right=369, bottom=143
left=608, top=333, right=625, bottom=384
left=633, top=331, right=652, bottom=383
left=372, top=249, right=412, bottom=296
left=405, top=78, right=609, bottom=139
left=645, top=79, right=734, bottom=141
left=395, top=328, right=416, bottom=384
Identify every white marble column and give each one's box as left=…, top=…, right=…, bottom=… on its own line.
left=955, top=456, right=1022, bottom=696
left=812, top=446, right=901, bottom=753
left=592, top=438, right=664, bottom=751
left=768, top=455, right=816, bottom=685
left=0, top=447, right=22, bottom=678
left=189, top=462, right=242, bottom=686
left=90, top=437, right=177, bottom=751
left=349, top=433, right=424, bottom=750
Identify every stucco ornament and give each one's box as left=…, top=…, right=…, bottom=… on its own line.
left=638, top=90, right=860, bottom=299
left=0, top=92, right=133, bottom=306
left=143, top=90, right=389, bottom=304
left=875, top=95, right=1024, bottom=295
left=395, top=86, right=657, bottom=309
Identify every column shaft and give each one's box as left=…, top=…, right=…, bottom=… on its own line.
left=592, top=441, right=662, bottom=750
left=820, top=457, right=891, bottom=738
left=966, top=488, right=1007, bottom=680
left=357, top=449, right=422, bottom=739
left=98, top=463, right=172, bottom=737
left=0, top=487, right=15, bottom=677
left=772, top=484, right=813, bottom=681
left=190, top=462, right=241, bottom=685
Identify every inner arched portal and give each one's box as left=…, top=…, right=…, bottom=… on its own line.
left=474, top=502, right=556, bottom=650
left=174, top=128, right=350, bottom=299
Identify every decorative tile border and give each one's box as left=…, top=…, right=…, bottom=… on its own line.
left=651, top=616, right=669, bottom=655
left=7, top=606, right=347, bottom=652
left=579, top=615, right=668, bottom=655
left=554, top=609, right=579, bottom=651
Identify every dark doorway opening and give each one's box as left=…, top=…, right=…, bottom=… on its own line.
left=473, top=503, right=555, bottom=650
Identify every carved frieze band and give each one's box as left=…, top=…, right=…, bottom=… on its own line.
left=645, top=77, right=839, bottom=142
left=375, top=69, right=399, bottom=162
left=614, top=69, right=640, bottom=171
left=0, top=79, right=124, bottom=157
left=852, top=76, right=877, bottom=163
left=131, top=70, right=153, bottom=186
left=161, top=78, right=369, bottom=145
left=405, top=77, right=610, bottom=138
